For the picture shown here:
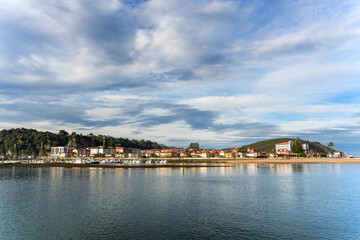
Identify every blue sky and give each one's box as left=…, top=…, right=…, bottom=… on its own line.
left=0, top=0, right=360, bottom=155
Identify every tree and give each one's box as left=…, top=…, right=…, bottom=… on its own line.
left=188, top=142, right=199, bottom=149
left=328, top=142, right=335, bottom=150
left=298, top=152, right=306, bottom=158
left=291, top=138, right=303, bottom=153
left=0, top=128, right=163, bottom=156
left=59, top=130, right=69, bottom=136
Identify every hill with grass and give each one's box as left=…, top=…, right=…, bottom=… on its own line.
left=240, top=138, right=335, bottom=153
left=240, top=138, right=293, bottom=153
left=308, top=141, right=335, bottom=153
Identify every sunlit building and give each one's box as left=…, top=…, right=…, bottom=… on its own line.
left=275, top=141, right=293, bottom=154
left=51, top=147, right=72, bottom=158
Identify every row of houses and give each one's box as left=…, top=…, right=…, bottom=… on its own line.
left=50, top=141, right=344, bottom=159
left=50, top=146, right=266, bottom=159
left=51, top=146, right=140, bottom=158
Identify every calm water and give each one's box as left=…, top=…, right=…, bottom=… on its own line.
left=0, top=164, right=360, bottom=239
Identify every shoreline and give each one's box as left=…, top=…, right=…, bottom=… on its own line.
left=1, top=158, right=360, bottom=169
left=220, top=157, right=360, bottom=164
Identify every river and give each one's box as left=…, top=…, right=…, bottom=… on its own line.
left=0, top=164, right=359, bottom=239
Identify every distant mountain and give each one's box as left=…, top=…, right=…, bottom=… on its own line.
left=0, top=128, right=165, bottom=156
left=240, top=138, right=335, bottom=153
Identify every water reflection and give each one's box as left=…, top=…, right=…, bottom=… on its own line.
left=0, top=164, right=358, bottom=239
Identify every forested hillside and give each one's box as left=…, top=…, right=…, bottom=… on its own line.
left=0, top=128, right=163, bottom=156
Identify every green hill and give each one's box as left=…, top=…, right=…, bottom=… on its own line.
left=241, top=138, right=293, bottom=153
left=240, top=138, right=335, bottom=153
left=0, top=128, right=164, bottom=156
left=309, top=141, right=334, bottom=153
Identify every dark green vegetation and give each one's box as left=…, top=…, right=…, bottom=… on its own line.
left=0, top=128, right=163, bottom=156
left=188, top=142, right=200, bottom=149
left=241, top=138, right=335, bottom=153
left=291, top=138, right=303, bottom=153
left=298, top=152, right=307, bottom=157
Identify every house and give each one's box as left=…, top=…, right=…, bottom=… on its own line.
left=201, top=151, right=211, bottom=158
left=219, top=150, right=225, bottom=157
left=190, top=150, right=199, bottom=157
left=90, top=146, right=116, bottom=157
left=179, top=151, right=190, bottom=157
left=128, top=148, right=141, bottom=158
left=329, top=151, right=344, bottom=158
left=72, top=148, right=90, bottom=157
left=247, top=152, right=257, bottom=157
left=51, top=147, right=72, bottom=158
left=247, top=151, right=266, bottom=158
left=246, top=148, right=266, bottom=158
left=333, top=151, right=344, bottom=158
left=141, top=149, right=159, bottom=157
left=225, top=152, right=235, bottom=158
left=116, top=147, right=127, bottom=155
left=160, top=149, right=179, bottom=158
left=231, top=148, right=240, bottom=154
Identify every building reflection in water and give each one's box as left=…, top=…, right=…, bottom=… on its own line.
left=329, top=164, right=343, bottom=174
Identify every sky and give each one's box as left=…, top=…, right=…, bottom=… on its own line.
left=0, top=0, right=360, bottom=155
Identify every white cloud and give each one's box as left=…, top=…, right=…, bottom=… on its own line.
left=255, top=63, right=360, bottom=95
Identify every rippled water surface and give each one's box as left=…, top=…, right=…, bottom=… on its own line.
left=1, top=164, right=360, bottom=239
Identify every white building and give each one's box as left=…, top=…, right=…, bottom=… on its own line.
left=51, top=147, right=72, bottom=158
left=275, top=141, right=292, bottom=154
left=302, top=142, right=310, bottom=154
left=219, top=151, right=225, bottom=157
left=129, top=148, right=141, bottom=158
left=201, top=152, right=211, bottom=158
left=334, top=151, right=343, bottom=157
left=330, top=151, right=344, bottom=158
left=246, top=152, right=259, bottom=157
left=90, top=147, right=116, bottom=157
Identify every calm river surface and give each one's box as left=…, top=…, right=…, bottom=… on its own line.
left=1, top=164, right=360, bottom=239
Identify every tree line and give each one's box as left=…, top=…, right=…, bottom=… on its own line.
left=0, top=128, right=164, bottom=156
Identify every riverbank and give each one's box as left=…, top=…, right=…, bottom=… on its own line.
left=163, top=157, right=360, bottom=164
left=221, top=157, right=360, bottom=164
left=0, top=157, right=359, bottom=168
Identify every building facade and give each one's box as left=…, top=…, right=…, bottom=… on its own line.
left=275, top=141, right=293, bottom=154
left=90, top=146, right=115, bottom=157
left=51, top=147, right=72, bottom=158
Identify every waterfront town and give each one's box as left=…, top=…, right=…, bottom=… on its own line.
left=43, top=140, right=343, bottom=160
left=0, top=139, right=346, bottom=162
